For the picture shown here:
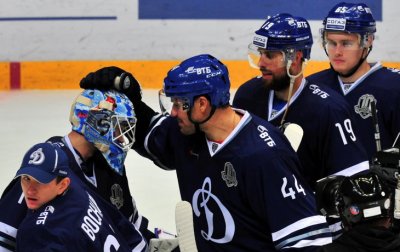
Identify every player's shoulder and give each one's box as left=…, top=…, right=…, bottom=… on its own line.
left=240, top=114, right=301, bottom=172
left=380, top=66, right=400, bottom=77
left=236, top=76, right=265, bottom=94
left=18, top=203, right=89, bottom=251
left=246, top=114, right=293, bottom=153
left=306, top=68, right=336, bottom=83
left=375, top=66, right=400, bottom=87
left=303, top=82, right=348, bottom=109
left=46, top=136, right=65, bottom=146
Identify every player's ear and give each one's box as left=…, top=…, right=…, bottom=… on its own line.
left=57, top=177, right=71, bottom=195
left=366, top=34, right=374, bottom=47
left=296, top=51, right=303, bottom=64
left=197, top=96, right=210, bottom=112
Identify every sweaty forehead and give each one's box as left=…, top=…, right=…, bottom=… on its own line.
left=171, top=97, right=188, bottom=103
left=326, top=32, right=359, bottom=40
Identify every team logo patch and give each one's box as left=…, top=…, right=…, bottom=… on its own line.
left=253, top=34, right=267, bottom=48
left=349, top=205, right=360, bottom=216
left=326, top=18, right=346, bottom=31
left=211, top=143, right=218, bottom=153
left=354, top=94, right=376, bottom=119
left=29, top=148, right=45, bottom=165
left=221, top=162, right=238, bottom=187
left=110, top=184, right=124, bottom=209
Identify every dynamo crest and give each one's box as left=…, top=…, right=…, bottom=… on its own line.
left=221, top=162, right=238, bottom=187
left=110, top=184, right=124, bottom=209
left=354, top=94, right=376, bottom=119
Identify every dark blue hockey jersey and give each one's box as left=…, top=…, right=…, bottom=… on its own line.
left=0, top=135, right=149, bottom=251
left=141, top=111, right=332, bottom=251
left=307, top=63, right=400, bottom=160
left=233, top=78, right=369, bottom=190
left=16, top=166, right=146, bottom=251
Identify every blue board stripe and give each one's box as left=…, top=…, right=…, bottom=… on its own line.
left=139, top=0, right=382, bottom=21
left=0, top=16, right=117, bottom=22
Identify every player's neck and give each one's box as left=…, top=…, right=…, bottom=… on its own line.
left=275, top=75, right=303, bottom=101
left=67, top=131, right=95, bottom=160
left=202, top=107, right=241, bottom=142
left=339, top=61, right=371, bottom=83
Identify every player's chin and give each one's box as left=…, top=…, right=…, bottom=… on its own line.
left=261, top=72, right=273, bottom=80
left=180, top=125, right=196, bottom=135
left=26, top=200, right=40, bottom=210
left=332, top=65, right=349, bottom=75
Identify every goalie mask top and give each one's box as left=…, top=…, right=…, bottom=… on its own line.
left=70, top=89, right=136, bottom=175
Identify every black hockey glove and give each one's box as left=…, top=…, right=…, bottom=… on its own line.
left=80, top=66, right=142, bottom=105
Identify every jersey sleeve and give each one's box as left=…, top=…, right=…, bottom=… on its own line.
left=244, top=153, right=332, bottom=250
left=16, top=223, right=90, bottom=252
left=0, top=179, right=27, bottom=251
left=142, top=115, right=184, bottom=170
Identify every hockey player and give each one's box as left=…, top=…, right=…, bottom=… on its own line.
left=233, top=13, right=369, bottom=192
left=80, top=54, right=333, bottom=251
left=307, top=2, right=400, bottom=160
left=0, top=88, right=150, bottom=251
left=316, top=171, right=400, bottom=252
left=15, top=142, right=146, bottom=251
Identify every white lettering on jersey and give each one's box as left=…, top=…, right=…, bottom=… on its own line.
left=335, top=119, right=357, bottom=145
left=309, top=84, right=329, bottom=98
left=36, top=205, right=55, bottom=225
left=281, top=175, right=306, bottom=200
left=257, top=125, right=276, bottom=147
left=192, top=177, right=235, bottom=244
left=81, top=193, right=104, bottom=241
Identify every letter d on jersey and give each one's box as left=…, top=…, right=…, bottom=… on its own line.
left=192, top=177, right=235, bottom=244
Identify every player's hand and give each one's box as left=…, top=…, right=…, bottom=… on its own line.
left=80, top=66, right=142, bottom=103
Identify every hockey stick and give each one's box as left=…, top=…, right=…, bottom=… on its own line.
left=369, top=96, right=382, bottom=152
left=283, top=123, right=303, bottom=152
left=175, top=201, right=198, bottom=252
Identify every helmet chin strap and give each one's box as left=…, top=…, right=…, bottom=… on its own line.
left=188, top=106, right=217, bottom=129
left=280, top=59, right=308, bottom=127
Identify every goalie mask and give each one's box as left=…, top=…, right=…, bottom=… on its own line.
left=69, top=89, right=136, bottom=175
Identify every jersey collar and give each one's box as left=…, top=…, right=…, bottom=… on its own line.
left=205, top=109, right=250, bottom=157
left=268, top=78, right=307, bottom=121
left=338, top=62, right=382, bottom=95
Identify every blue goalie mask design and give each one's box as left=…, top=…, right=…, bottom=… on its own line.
left=69, top=89, right=136, bottom=175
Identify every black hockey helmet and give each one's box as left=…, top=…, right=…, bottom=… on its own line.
left=338, top=172, right=392, bottom=227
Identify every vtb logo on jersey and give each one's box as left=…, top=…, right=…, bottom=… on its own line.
left=354, top=94, right=376, bottom=119
left=36, top=205, right=55, bottom=225
left=221, top=162, right=238, bottom=187
left=110, top=184, right=124, bottom=209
